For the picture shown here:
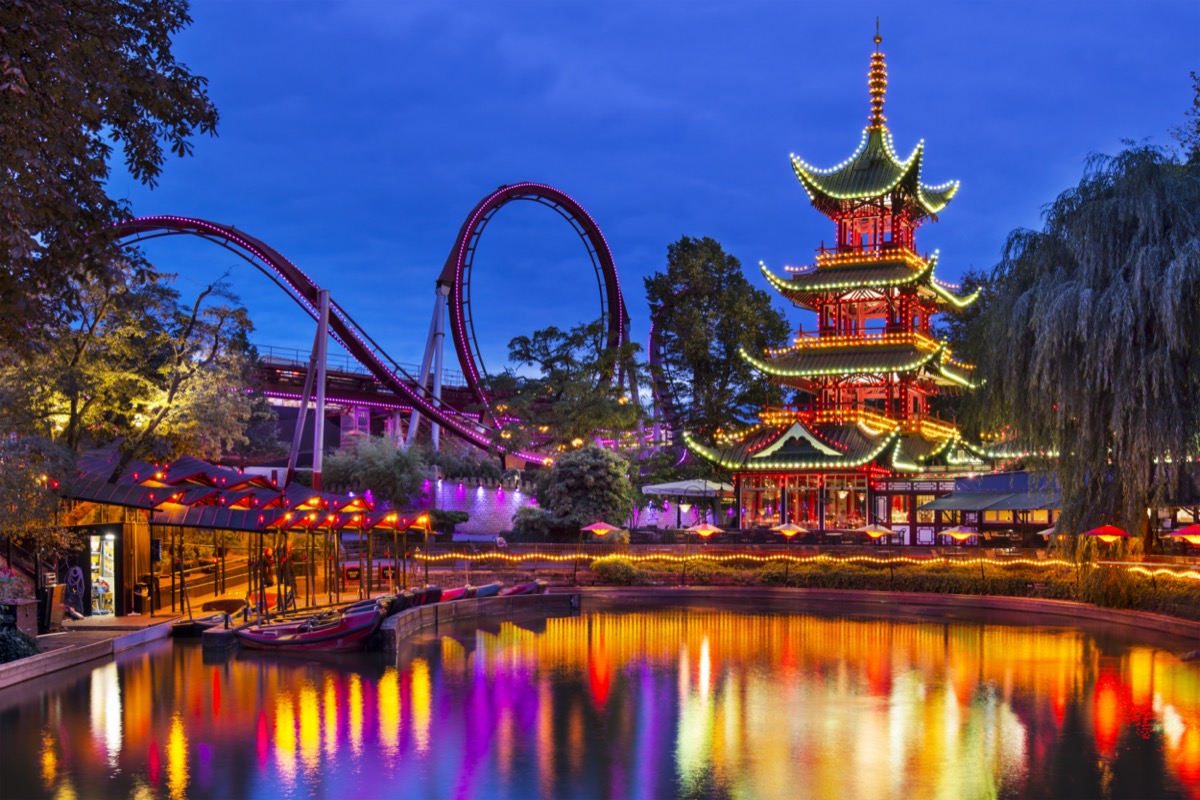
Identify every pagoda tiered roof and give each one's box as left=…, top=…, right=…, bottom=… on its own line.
left=738, top=331, right=976, bottom=389
left=683, top=409, right=986, bottom=473
left=761, top=251, right=979, bottom=311
left=791, top=128, right=958, bottom=221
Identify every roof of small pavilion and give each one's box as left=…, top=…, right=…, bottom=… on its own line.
left=65, top=456, right=412, bottom=533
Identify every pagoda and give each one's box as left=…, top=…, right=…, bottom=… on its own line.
left=684, top=31, right=989, bottom=542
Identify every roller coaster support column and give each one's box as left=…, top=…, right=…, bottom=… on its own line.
left=312, top=289, right=330, bottom=490
left=405, top=282, right=450, bottom=451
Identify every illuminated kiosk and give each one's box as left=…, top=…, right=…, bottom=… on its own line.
left=684, top=33, right=989, bottom=543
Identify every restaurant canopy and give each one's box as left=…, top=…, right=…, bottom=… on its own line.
left=66, top=455, right=425, bottom=534
left=918, top=491, right=1061, bottom=512
left=641, top=479, right=734, bottom=498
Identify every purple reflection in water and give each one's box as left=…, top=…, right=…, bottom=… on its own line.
left=2, top=605, right=1199, bottom=799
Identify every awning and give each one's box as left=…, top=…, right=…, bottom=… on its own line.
left=919, top=491, right=1062, bottom=512
left=919, top=492, right=1015, bottom=511
left=641, top=479, right=734, bottom=497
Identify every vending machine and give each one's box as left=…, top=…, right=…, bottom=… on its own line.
left=89, top=530, right=118, bottom=615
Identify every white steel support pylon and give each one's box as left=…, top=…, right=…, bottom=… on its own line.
left=284, top=288, right=331, bottom=489
left=405, top=282, right=451, bottom=451
left=312, top=289, right=330, bottom=490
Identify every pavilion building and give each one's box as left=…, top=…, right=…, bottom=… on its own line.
left=685, top=33, right=992, bottom=543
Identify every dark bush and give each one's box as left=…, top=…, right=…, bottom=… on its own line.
left=592, top=560, right=650, bottom=586
left=0, top=628, right=39, bottom=664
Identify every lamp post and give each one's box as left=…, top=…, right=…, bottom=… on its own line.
left=683, top=523, right=721, bottom=586
left=418, top=515, right=430, bottom=587
left=578, top=522, right=620, bottom=584
left=678, top=502, right=693, bottom=530
left=770, top=523, right=808, bottom=583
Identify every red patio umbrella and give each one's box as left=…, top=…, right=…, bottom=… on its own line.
left=1163, top=523, right=1200, bottom=545
left=1083, top=524, right=1129, bottom=544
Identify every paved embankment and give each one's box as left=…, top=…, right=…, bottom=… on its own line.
left=0, top=619, right=177, bottom=690
left=574, top=586, right=1200, bottom=641
left=379, top=592, right=580, bottom=654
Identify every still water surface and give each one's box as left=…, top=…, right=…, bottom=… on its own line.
left=1, top=601, right=1198, bottom=799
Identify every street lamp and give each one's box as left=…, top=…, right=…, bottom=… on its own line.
left=578, top=522, right=621, bottom=584
left=417, top=514, right=430, bottom=586
left=683, top=523, right=722, bottom=586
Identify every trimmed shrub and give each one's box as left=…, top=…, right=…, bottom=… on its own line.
left=0, top=628, right=39, bottom=664
left=592, top=560, right=650, bottom=586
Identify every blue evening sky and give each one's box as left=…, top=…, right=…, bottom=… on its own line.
left=114, top=0, right=1198, bottom=376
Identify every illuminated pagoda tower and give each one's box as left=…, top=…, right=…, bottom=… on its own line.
left=685, top=31, right=988, bottom=543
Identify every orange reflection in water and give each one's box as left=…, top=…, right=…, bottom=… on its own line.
left=166, top=713, right=187, bottom=800
left=10, top=608, right=1200, bottom=800
left=378, top=668, right=400, bottom=756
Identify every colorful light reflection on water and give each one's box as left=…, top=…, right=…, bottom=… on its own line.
left=2, top=604, right=1198, bottom=798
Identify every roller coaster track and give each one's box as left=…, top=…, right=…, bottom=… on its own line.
left=437, top=182, right=634, bottom=423
left=113, top=216, right=547, bottom=463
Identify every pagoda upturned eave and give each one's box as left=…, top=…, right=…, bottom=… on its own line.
left=682, top=414, right=986, bottom=474
left=760, top=251, right=980, bottom=311
left=791, top=127, right=958, bottom=220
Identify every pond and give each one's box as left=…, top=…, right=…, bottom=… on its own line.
left=1, top=600, right=1198, bottom=799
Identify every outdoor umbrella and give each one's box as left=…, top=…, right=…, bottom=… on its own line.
left=941, top=525, right=978, bottom=543
left=770, top=523, right=808, bottom=581
left=581, top=522, right=622, bottom=535
left=855, top=523, right=893, bottom=540
left=770, top=523, right=809, bottom=537
left=681, top=523, right=722, bottom=586
left=1163, top=523, right=1200, bottom=545
left=1083, top=524, right=1129, bottom=544
left=686, top=522, right=722, bottom=537
left=576, top=522, right=622, bottom=583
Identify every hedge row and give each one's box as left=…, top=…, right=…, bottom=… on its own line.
left=588, top=558, right=1200, bottom=620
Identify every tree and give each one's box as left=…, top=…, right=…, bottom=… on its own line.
left=929, top=268, right=990, bottom=426
left=1170, top=71, right=1200, bottom=165
left=644, top=236, right=791, bottom=437
left=0, top=435, right=78, bottom=560
left=536, top=446, right=634, bottom=531
left=0, top=0, right=218, bottom=349
left=492, top=318, right=643, bottom=451
left=324, top=437, right=427, bottom=511
left=0, top=266, right=270, bottom=468
left=966, top=145, right=1200, bottom=544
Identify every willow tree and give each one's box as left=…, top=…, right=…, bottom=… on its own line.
left=967, top=145, right=1200, bottom=543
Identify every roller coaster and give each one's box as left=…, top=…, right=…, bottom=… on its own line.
left=114, top=183, right=641, bottom=470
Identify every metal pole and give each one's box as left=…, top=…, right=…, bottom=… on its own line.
left=429, top=283, right=450, bottom=452
left=423, top=524, right=430, bottom=586
left=405, top=284, right=447, bottom=448
left=403, top=529, right=408, bottom=590
left=170, top=528, right=177, bottom=613
left=312, top=289, right=330, bottom=490
left=285, top=325, right=322, bottom=487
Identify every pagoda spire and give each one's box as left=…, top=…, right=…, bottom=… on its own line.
left=868, top=20, right=887, bottom=129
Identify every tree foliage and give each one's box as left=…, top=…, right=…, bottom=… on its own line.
left=1171, top=71, right=1200, bottom=165
left=0, top=266, right=276, bottom=469
left=965, top=145, right=1200, bottom=540
left=535, top=446, right=634, bottom=531
left=644, top=236, right=790, bottom=436
left=492, top=319, right=643, bottom=450
left=0, top=0, right=218, bottom=348
left=0, top=435, right=78, bottom=558
left=324, top=436, right=427, bottom=511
